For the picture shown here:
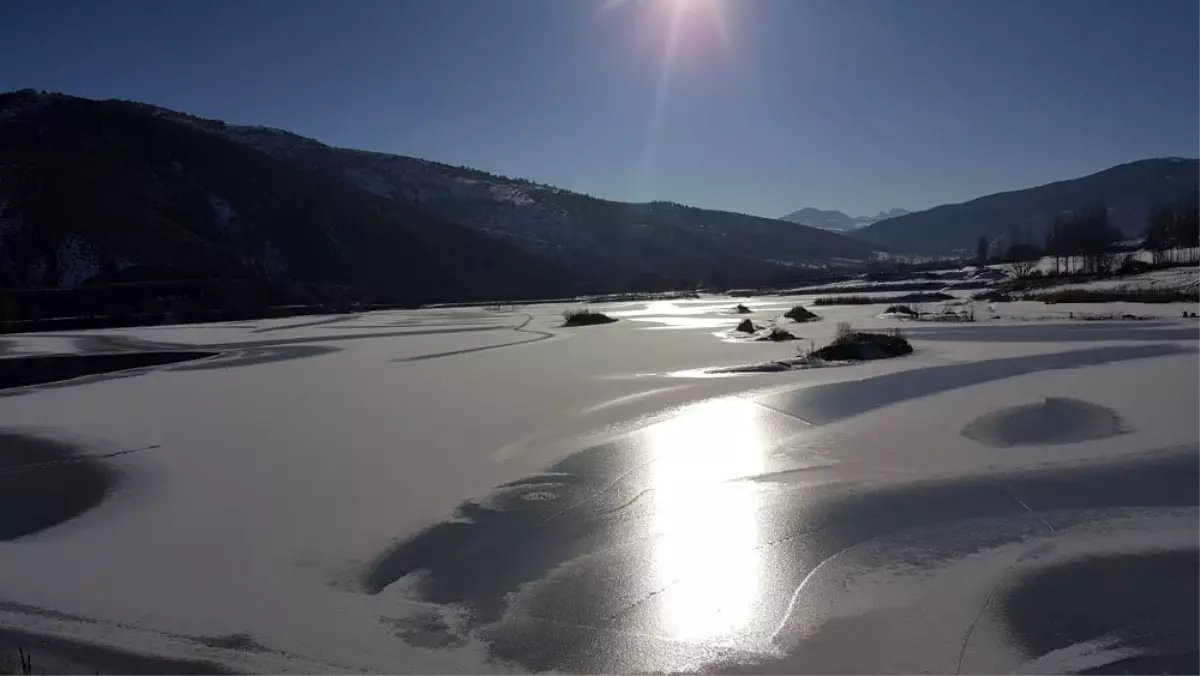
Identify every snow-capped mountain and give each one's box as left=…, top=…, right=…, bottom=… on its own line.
left=780, top=207, right=912, bottom=232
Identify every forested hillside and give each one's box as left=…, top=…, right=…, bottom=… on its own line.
left=0, top=91, right=577, bottom=305
left=853, top=159, right=1200, bottom=254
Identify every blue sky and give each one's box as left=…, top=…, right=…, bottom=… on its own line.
left=2, top=0, right=1196, bottom=218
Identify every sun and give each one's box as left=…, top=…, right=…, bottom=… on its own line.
left=601, top=0, right=726, bottom=24
left=593, top=0, right=739, bottom=198
left=602, top=0, right=731, bottom=51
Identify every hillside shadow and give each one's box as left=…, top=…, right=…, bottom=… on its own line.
left=0, top=351, right=214, bottom=392
left=0, top=431, right=115, bottom=540
left=755, top=343, right=1197, bottom=424
left=902, top=323, right=1199, bottom=342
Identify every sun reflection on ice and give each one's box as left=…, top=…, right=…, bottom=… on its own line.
left=645, top=397, right=766, bottom=641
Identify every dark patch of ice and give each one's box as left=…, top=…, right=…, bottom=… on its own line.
left=169, top=345, right=335, bottom=371
left=0, top=351, right=215, bottom=391
left=0, top=627, right=236, bottom=675
left=1003, top=550, right=1199, bottom=674
left=383, top=611, right=468, bottom=649
left=757, top=343, right=1193, bottom=425
left=0, top=432, right=116, bottom=540
left=708, top=361, right=793, bottom=374
left=962, top=397, right=1125, bottom=448
left=192, top=633, right=266, bottom=652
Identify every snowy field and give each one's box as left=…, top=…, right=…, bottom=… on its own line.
left=1017, top=263, right=1199, bottom=293
left=0, top=288, right=1197, bottom=674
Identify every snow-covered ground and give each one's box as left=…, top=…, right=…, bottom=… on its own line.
left=769, top=256, right=1198, bottom=297
left=1017, top=264, right=1199, bottom=293
left=0, top=293, right=1196, bottom=674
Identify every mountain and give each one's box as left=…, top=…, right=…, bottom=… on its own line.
left=169, top=114, right=879, bottom=288
left=874, top=208, right=913, bottom=221
left=852, top=159, right=1200, bottom=254
left=781, top=207, right=911, bottom=232
left=0, top=91, right=879, bottom=301
left=0, top=90, right=575, bottom=305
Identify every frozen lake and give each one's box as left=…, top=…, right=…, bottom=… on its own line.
left=0, top=294, right=1197, bottom=674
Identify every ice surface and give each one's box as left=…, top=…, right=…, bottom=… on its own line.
left=0, top=292, right=1196, bottom=673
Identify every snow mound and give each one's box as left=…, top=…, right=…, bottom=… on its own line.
left=716, top=322, right=794, bottom=341
left=783, top=305, right=819, bottom=322
left=755, top=326, right=798, bottom=342
left=810, top=331, right=913, bottom=360
left=562, top=309, right=617, bottom=326
left=878, top=304, right=918, bottom=319
left=962, top=397, right=1125, bottom=448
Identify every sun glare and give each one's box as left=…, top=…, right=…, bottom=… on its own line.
left=601, top=0, right=731, bottom=42
left=598, top=0, right=738, bottom=199
left=598, top=0, right=734, bottom=66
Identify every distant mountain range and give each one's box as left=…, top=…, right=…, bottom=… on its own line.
left=781, top=207, right=912, bottom=232
left=0, top=90, right=879, bottom=302
left=852, top=159, right=1200, bottom=254
left=1, top=90, right=1193, bottom=304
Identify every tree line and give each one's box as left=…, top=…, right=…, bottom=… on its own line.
left=974, top=206, right=1119, bottom=275
left=1043, top=205, right=1124, bottom=275
left=1144, top=191, right=1200, bottom=265
left=973, top=193, right=1200, bottom=275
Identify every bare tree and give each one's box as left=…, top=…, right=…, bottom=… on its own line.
left=1006, top=258, right=1039, bottom=279
left=975, top=236, right=990, bottom=266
